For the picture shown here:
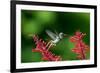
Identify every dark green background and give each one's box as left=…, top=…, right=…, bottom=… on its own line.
left=21, top=10, right=90, bottom=63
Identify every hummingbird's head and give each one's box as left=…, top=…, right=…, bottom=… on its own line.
left=59, top=33, right=67, bottom=39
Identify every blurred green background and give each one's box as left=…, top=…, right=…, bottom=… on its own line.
left=21, top=10, right=90, bottom=63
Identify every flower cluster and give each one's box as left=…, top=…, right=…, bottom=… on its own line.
left=32, top=31, right=89, bottom=61
left=70, top=31, right=89, bottom=59
left=32, top=35, right=62, bottom=61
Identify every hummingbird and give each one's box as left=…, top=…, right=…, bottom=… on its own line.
left=45, top=30, right=67, bottom=49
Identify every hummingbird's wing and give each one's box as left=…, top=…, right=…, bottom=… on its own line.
left=46, top=30, right=57, bottom=40
left=54, top=30, right=60, bottom=36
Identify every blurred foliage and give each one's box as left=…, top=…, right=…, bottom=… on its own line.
left=21, top=10, right=90, bottom=63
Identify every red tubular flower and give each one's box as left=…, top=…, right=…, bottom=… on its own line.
left=32, top=35, right=62, bottom=61
left=70, top=31, right=89, bottom=60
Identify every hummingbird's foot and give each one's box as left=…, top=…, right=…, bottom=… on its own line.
left=52, top=43, right=56, bottom=46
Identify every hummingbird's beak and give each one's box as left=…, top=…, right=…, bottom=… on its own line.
left=64, top=34, right=67, bottom=37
